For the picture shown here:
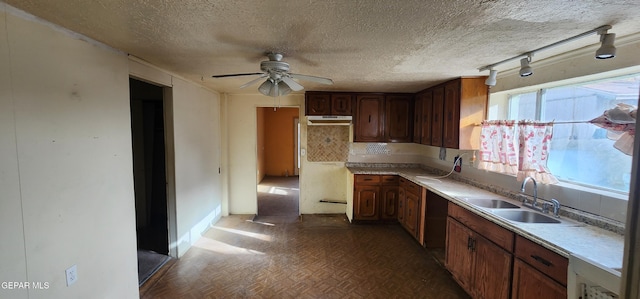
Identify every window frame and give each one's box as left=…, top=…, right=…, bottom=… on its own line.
left=504, top=73, right=639, bottom=195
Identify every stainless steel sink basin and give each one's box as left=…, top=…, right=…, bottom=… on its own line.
left=462, top=198, right=521, bottom=209
left=492, top=210, right=561, bottom=223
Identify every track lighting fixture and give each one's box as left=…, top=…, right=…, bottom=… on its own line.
left=595, top=31, right=616, bottom=59
left=519, top=56, right=533, bottom=77
left=479, top=25, right=615, bottom=86
left=485, top=69, right=498, bottom=87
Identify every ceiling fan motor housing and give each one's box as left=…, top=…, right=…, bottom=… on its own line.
left=260, top=60, right=290, bottom=75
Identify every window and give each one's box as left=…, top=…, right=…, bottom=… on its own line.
left=507, top=74, right=639, bottom=193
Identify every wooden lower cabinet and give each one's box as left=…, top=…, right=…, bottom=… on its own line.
left=380, top=186, right=399, bottom=220
left=353, top=185, right=379, bottom=220
left=446, top=203, right=514, bottom=299
left=445, top=218, right=474, bottom=292
left=403, top=191, right=420, bottom=236
left=399, top=178, right=422, bottom=240
left=353, top=174, right=398, bottom=221
left=511, top=259, right=566, bottom=299
left=511, top=235, right=567, bottom=299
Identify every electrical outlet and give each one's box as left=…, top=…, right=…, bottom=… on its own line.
left=454, top=155, right=462, bottom=173
left=66, top=265, right=78, bottom=286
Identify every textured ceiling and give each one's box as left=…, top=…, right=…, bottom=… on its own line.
left=5, top=0, right=640, bottom=95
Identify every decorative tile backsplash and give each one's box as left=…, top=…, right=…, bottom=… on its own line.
left=307, top=126, right=350, bottom=162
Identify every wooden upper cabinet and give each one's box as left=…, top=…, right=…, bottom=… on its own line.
left=419, top=90, right=433, bottom=145
left=305, top=92, right=331, bottom=115
left=431, top=86, right=445, bottom=147
left=384, top=94, right=413, bottom=143
left=305, top=92, right=353, bottom=116
left=425, top=77, right=488, bottom=149
left=331, top=94, right=353, bottom=116
left=443, top=78, right=488, bottom=149
left=443, top=80, right=461, bottom=148
left=413, top=95, right=423, bottom=143
left=355, top=94, right=385, bottom=142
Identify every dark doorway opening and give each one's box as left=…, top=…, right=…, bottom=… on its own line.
left=255, top=107, right=300, bottom=224
left=130, top=78, right=171, bottom=286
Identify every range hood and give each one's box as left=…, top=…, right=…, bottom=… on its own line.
left=307, top=115, right=352, bottom=126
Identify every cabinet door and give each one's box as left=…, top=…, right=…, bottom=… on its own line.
left=512, top=259, right=566, bottom=299
left=331, top=94, right=353, bottom=115
left=404, top=191, right=420, bottom=238
left=380, top=186, right=399, bottom=220
left=306, top=93, right=331, bottom=115
left=473, top=236, right=512, bottom=299
left=413, top=95, right=423, bottom=143
left=420, top=90, right=433, bottom=145
left=354, top=185, right=380, bottom=220
left=397, top=188, right=405, bottom=223
left=355, top=95, right=384, bottom=142
left=445, top=218, right=474, bottom=295
left=385, top=94, right=413, bottom=143
left=431, top=86, right=444, bottom=147
left=443, top=80, right=461, bottom=148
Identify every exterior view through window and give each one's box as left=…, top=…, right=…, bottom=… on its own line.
left=508, top=74, right=639, bottom=193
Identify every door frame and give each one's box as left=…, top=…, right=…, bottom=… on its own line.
left=162, top=87, right=178, bottom=258
left=129, top=76, right=178, bottom=258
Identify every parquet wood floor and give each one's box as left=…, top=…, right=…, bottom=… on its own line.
left=141, top=214, right=470, bottom=299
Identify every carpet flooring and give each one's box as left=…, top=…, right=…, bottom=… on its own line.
left=141, top=214, right=470, bottom=298
left=137, top=249, right=171, bottom=286
left=257, top=175, right=299, bottom=217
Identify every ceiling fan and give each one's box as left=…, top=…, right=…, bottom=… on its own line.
left=212, top=53, right=333, bottom=97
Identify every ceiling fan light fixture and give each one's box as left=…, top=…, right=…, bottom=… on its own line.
left=595, top=33, right=616, bottom=59
left=258, top=79, right=274, bottom=96
left=277, top=81, right=292, bottom=96
left=485, top=69, right=498, bottom=87
left=519, top=56, right=533, bottom=77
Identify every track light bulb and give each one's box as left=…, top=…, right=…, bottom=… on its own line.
left=519, top=57, right=533, bottom=77
left=595, top=33, right=616, bottom=59
left=485, top=69, right=498, bottom=87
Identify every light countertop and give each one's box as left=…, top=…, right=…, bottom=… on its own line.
left=347, top=166, right=624, bottom=272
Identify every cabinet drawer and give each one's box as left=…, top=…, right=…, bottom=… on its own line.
left=381, top=175, right=399, bottom=185
left=399, top=178, right=420, bottom=195
left=355, top=175, right=381, bottom=185
left=515, top=235, right=568, bottom=286
left=448, top=203, right=514, bottom=251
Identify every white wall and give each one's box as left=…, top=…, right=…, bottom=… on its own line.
left=1, top=5, right=225, bottom=298
left=0, top=6, right=28, bottom=299
left=171, top=77, right=223, bottom=257
left=0, top=6, right=138, bottom=299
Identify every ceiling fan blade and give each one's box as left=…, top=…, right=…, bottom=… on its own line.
left=281, top=76, right=304, bottom=91
left=211, top=72, right=263, bottom=78
left=239, top=74, right=268, bottom=89
left=290, top=73, right=333, bottom=85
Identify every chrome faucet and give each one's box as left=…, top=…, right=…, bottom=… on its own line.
left=520, top=177, right=539, bottom=209
left=549, top=199, right=561, bottom=218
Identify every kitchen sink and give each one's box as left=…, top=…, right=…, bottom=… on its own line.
left=462, top=198, right=521, bottom=209
left=492, top=210, right=561, bottom=224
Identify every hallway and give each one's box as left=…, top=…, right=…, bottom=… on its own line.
left=140, top=214, right=469, bottom=298
left=255, top=175, right=300, bottom=223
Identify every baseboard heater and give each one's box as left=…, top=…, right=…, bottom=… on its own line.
left=319, top=200, right=347, bottom=204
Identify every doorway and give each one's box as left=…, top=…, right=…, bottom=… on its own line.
left=130, top=78, right=172, bottom=286
left=255, top=107, right=300, bottom=223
